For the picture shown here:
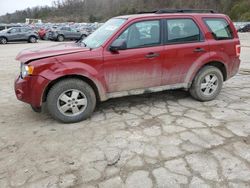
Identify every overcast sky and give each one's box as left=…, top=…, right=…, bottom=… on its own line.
left=0, top=0, right=54, bottom=16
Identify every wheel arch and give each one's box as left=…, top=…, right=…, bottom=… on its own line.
left=42, top=74, right=104, bottom=104
left=57, top=34, right=65, bottom=38
left=29, top=35, right=38, bottom=39
left=187, top=61, right=227, bottom=85
left=0, top=36, right=8, bottom=41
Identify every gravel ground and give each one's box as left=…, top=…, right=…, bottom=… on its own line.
left=0, top=34, right=250, bottom=188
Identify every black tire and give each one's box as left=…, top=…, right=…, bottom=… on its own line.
left=29, top=36, right=37, bottom=43
left=57, top=35, right=64, bottom=42
left=189, top=66, right=223, bottom=101
left=47, top=79, right=96, bottom=123
left=0, top=37, right=7, bottom=44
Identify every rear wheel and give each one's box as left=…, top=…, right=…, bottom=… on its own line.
left=57, top=35, right=64, bottom=42
left=189, top=66, right=223, bottom=101
left=47, top=79, right=96, bottom=123
left=0, top=37, right=7, bottom=44
left=29, top=36, right=37, bottom=43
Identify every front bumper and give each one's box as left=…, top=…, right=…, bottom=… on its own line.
left=15, top=75, right=50, bottom=108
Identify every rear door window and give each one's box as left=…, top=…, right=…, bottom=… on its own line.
left=204, top=18, right=233, bottom=40
left=165, top=19, right=202, bottom=44
left=21, top=28, right=30, bottom=32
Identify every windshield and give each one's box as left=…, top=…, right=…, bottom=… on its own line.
left=82, top=18, right=126, bottom=49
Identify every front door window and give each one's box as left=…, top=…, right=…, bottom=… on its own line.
left=117, top=20, right=161, bottom=49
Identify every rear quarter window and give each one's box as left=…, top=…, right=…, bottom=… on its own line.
left=204, top=18, right=233, bottom=40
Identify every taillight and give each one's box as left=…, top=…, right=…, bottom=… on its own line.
left=236, top=44, right=241, bottom=57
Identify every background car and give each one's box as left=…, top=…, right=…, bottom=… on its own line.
left=48, top=26, right=88, bottom=42
left=38, top=28, right=47, bottom=40
left=238, top=24, right=250, bottom=32
left=0, top=27, right=39, bottom=44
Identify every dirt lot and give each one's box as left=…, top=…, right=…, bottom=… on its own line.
left=0, top=34, right=250, bottom=188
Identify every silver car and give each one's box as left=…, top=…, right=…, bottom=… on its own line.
left=0, top=27, right=39, bottom=44
left=49, top=27, right=88, bottom=42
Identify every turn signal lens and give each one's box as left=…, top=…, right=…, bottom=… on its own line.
left=21, top=64, right=34, bottom=78
left=26, top=65, right=34, bottom=75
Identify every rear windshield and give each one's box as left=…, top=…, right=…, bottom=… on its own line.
left=204, top=18, right=233, bottom=40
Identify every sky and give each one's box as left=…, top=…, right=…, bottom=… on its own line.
left=0, top=0, right=54, bottom=16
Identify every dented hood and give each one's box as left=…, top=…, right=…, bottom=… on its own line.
left=16, top=42, right=90, bottom=63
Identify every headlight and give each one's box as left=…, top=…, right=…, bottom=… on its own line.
left=20, top=63, right=34, bottom=78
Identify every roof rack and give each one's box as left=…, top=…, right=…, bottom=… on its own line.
left=137, top=9, right=216, bottom=14
left=155, top=9, right=216, bottom=14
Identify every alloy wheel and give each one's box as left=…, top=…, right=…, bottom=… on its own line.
left=200, top=74, right=219, bottom=96
left=57, top=89, right=88, bottom=117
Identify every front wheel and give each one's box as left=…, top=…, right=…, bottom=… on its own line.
left=189, top=66, right=223, bottom=101
left=47, top=79, right=96, bottom=123
left=0, top=37, right=7, bottom=44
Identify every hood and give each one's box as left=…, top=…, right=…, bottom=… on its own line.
left=16, top=42, right=90, bottom=63
left=0, top=30, right=7, bottom=34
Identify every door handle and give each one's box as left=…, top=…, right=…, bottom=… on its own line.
left=193, top=48, right=206, bottom=53
left=145, top=52, right=160, bottom=58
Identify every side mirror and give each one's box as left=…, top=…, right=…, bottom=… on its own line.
left=110, top=39, right=127, bottom=52
left=7, top=31, right=11, bottom=34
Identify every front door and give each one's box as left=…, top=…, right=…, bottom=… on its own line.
left=7, top=28, right=21, bottom=41
left=103, top=20, right=163, bottom=93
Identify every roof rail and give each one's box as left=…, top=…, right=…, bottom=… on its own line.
left=137, top=11, right=158, bottom=14
left=155, top=9, right=216, bottom=14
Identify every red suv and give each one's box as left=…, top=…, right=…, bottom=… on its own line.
left=15, top=9, right=241, bottom=123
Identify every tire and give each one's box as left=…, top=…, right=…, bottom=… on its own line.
left=189, top=66, right=223, bottom=101
left=0, top=37, right=7, bottom=44
left=47, top=79, right=96, bottom=123
left=29, top=36, right=37, bottom=43
left=57, top=35, right=64, bottom=42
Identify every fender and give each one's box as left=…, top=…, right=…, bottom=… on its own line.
left=30, top=58, right=108, bottom=101
left=184, top=51, right=228, bottom=84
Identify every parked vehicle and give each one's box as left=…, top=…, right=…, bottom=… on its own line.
left=38, top=28, right=47, bottom=40
left=0, top=24, right=21, bottom=31
left=15, top=9, right=241, bottom=123
left=238, top=24, right=250, bottom=32
left=0, top=27, right=39, bottom=44
left=48, top=26, right=88, bottom=41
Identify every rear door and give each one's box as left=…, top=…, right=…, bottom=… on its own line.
left=161, top=17, right=210, bottom=85
left=19, top=28, right=29, bottom=40
left=70, top=28, right=81, bottom=39
left=61, top=27, right=71, bottom=39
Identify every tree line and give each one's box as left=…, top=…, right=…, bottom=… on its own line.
left=0, top=0, right=250, bottom=23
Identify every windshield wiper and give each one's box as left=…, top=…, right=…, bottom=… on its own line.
left=81, top=42, right=87, bottom=47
